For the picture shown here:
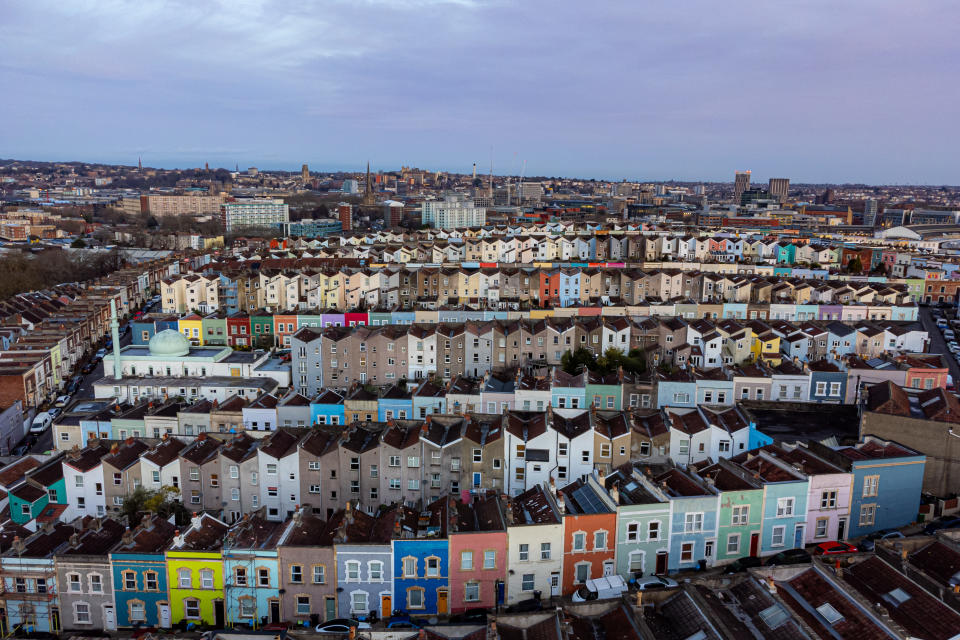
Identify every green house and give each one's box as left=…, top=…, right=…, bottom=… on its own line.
left=586, top=370, right=622, bottom=410
left=4, top=456, right=67, bottom=526
left=250, top=312, right=275, bottom=348
left=694, top=459, right=764, bottom=564
left=202, top=314, right=228, bottom=346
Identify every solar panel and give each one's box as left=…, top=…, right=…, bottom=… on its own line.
left=572, top=485, right=607, bottom=514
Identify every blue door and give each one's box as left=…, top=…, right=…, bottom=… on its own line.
left=794, top=525, right=804, bottom=548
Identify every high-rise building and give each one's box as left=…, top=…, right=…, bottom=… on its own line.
left=301, top=164, right=309, bottom=183
left=734, top=171, right=751, bottom=203
left=768, top=178, right=790, bottom=203
left=734, top=171, right=752, bottom=202
left=422, top=195, right=485, bottom=229
left=219, top=199, right=288, bottom=231
left=864, top=199, right=879, bottom=227
left=338, top=202, right=353, bottom=232
left=382, top=200, right=404, bottom=229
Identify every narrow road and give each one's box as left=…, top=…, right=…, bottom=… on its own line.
left=917, top=306, right=960, bottom=386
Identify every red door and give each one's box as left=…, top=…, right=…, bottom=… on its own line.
left=750, top=533, right=760, bottom=556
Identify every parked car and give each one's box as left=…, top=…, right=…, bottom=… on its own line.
left=315, top=619, right=371, bottom=633
left=30, top=411, right=52, bottom=433
left=54, top=394, right=71, bottom=407
left=723, top=556, right=762, bottom=574
left=573, top=575, right=628, bottom=602
left=859, top=529, right=905, bottom=551
left=65, top=380, right=80, bottom=394
left=95, top=348, right=108, bottom=360
left=765, top=549, right=812, bottom=566
left=81, top=362, right=96, bottom=374
left=923, top=515, right=960, bottom=535
left=47, top=406, right=62, bottom=419
left=813, top=541, right=858, bottom=556
left=505, top=598, right=543, bottom=613
left=633, top=575, right=679, bottom=591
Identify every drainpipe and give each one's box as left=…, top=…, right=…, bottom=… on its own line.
left=110, top=300, right=122, bottom=381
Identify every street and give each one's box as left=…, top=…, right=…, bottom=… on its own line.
left=917, top=306, right=960, bottom=385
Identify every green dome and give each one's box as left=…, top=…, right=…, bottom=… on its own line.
left=149, top=329, right=190, bottom=357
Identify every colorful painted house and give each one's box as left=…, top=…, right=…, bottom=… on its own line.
left=731, top=449, right=809, bottom=556
left=276, top=507, right=338, bottom=625
left=605, top=468, right=670, bottom=578
left=309, top=389, right=345, bottom=426
left=55, top=517, right=126, bottom=632
left=110, top=514, right=177, bottom=628
left=392, top=501, right=449, bottom=615
left=448, top=493, right=507, bottom=612
left=165, top=513, right=230, bottom=626
left=558, top=474, right=617, bottom=593
left=222, top=514, right=285, bottom=626
left=0, top=522, right=73, bottom=633
left=651, top=466, right=718, bottom=573
left=331, top=504, right=396, bottom=619
left=690, top=460, right=763, bottom=564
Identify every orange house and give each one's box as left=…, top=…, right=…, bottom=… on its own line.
left=273, top=314, right=299, bottom=348
left=558, top=474, right=617, bottom=594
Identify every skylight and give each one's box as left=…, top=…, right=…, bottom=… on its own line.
left=885, top=587, right=911, bottom=606
left=758, top=604, right=789, bottom=629
left=816, top=603, right=844, bottom=625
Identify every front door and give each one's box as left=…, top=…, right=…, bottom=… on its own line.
left=655, top=551, right=668, bottom=575
left=603, top=560, right=614, bottom=576
left=794, top=524, right=805, bottom=549
left=750, top=533, right=760, bottom=557
left=50, top=607, right=60, bottom=633
left=159, top=603, right=171, bottom=628
left=324, top=596, right=336, bottom=622
left=103, top=605, right=116, bottom=631
left=214, top=599, right=225, bottom=628
left=550, top=572, right=561, bottom=597
left=270, top=600, right=280, bottom=624
left=437, top=588, right=448, bottom=614
left=381, top=594, right=391, bottom=619
left=837, top=518, right=847, bottom=540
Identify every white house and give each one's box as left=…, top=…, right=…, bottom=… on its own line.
left=257, top=430, right=301, bottom=521
left=505, top=483, right=564, bottom=603
left=62, top=443, right=110, bottom=521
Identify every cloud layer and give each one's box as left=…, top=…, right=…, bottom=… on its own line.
left=2, top=0, right=958, bottom=183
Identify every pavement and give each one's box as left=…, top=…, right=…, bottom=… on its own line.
left=917, top=305, right=960, bottom=384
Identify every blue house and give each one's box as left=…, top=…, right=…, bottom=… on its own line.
left=379, top=385, right=414, bottom=421
left=813, top=437, right=924, bottom=539
left=412, top=380, right=447, bottom=418
left=732, top=449, right=809, bottom=556
left=550, top=369, right=586, bottom=410
left=392, top=502, right=449, bottom=615
left=310, top=389, right=345, bottom=426
left=222, top=514, right=284, bottom=626
left=332, top=507, right=396, bottom=619
left=652, top=467, right=719, bottom=573
left=655, top=369, right=698, bottom=409
left=807, top=360, right=847, bottom=403
left=110, top=514, right=177, bottom=627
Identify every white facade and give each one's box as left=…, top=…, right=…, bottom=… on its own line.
left=220, top=199, right=290, bottom=231
left=63, top=461, right=107, bottom=522
left=422, top=196, right=485, bottom=230
left=505, top=519, right=563, bottom=603
left=258, top=449, right=300, bottom=521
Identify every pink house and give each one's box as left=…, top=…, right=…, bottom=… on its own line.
left=447, top=493, right=507, bottom=613
left=780, top=443, right=853, bottom=543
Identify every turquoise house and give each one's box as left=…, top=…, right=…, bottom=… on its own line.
left=607, top=468, right=671, bottom=577
left=585, top=371, right=622, bottom=410
left=692, top=460, right=764, bottom=564
left=651, top=466, right=719, bottom=573
left=378, top=385, right=414, bottom=421
left=5, top=456, right=65, bottom=526
left=110, top=514, right=177, bottom=627
left=223, top=515, right=285, bottom=626
left=550, top=369, right=587, bottom=410
left=310, top=389, right=345, bottom=426
left=732, top=449, right=809, bottom=556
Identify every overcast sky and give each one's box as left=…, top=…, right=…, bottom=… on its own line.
left=2, top=0, right=958, bottom=183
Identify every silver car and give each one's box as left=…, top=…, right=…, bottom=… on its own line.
left=634, top=575, right=679, bottom=591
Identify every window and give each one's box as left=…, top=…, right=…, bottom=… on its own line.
left=678, top=439, right=689, bottom=455
left=68, top=573, right=82, bottom=592
left=521, top=573, right=535, bottom=591
left=178, top=568, right=191, bottom=588
left=648, top=521, right=660, bottom=541
left=200, top=569, right=214, bottom=589
left=389, top=456, right=400, bottom=467
left=190, top=467, right=200, bottom=481
left=727, top=534, right=740, bottom=554
left=859, top=504, right=876, bottom=527
left=370, top=464, right=378, bottom=478
left=815, top=518, right=829, bottom=538
left=815, top=381, right=827, bottom=396
left=731, top=505, right=749, bottom=526
left=464, top=582, right=480, bottom=602
left=684, top=513, right=703, bottom=533
left=680, top=542, right=694, bottom=563
left=123, top=571, right=137, bottom=590
left=573, top=532, right=586, bottom=551
left=627, top=522, right=639, bottom=542
left=290, top=565, right=302, bottom=583
left=820, top=490, right=837, bottom=509
left=210, top=474, right=219, bottom=488
left=74, top=602, right=91, bottom=624
left=863, top=475, right=879, bottom=497
left=369, top=561, right=383, bottom=581
left=296, top=595, right=311, bottom=616
left=558, top=442, right=568, bottom=457
left=185, top=599, right=200, bottom=619
left=776, top=498, right=795, bottom=517
left=313, top=565, right=326, bottom=584
left=231, top=487, right=240, bottom=501
left=240, top=597, right=256, bottom=618
left=130, top=601, right=146, bottom=622
left=581, top=450, right=590, bottom=463
left=772, top=526, right=786, bottom=547
left=575, top=563, right=589, bottom=584
left=266, top=463, right=277, bottom=474
left=229, top=465, right=239, bottom=479
left=829, top=382, right=841, bottom=397
left=540, top=542, right=551, bottom=560
left=257, top=567, right=270, bottom=587
left=483, top=550, right=496, bottom=569
left=346, top=560, right=360, bottom=581
left=407, top=587, right=425, bottom=609
left=519, top=543, right=529, bottom=561
left=426, top=556, right=440, bottom=577
left=600, top=443, right=611, bottom=458
left=594, top=531, right=607, bottom=550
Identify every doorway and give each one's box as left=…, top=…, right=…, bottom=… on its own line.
left=103, top=605, right=116, bottom=631
left=270, top=600, right=280, bottom=624
left=381, top=595, right=391, bottom=619
left=159, top=603, right=171, bottom=628
left=550, top=573, right=560, bottom=597
left=837, top=518, right=847, bottom=540
left=214, top=600, right=225, bottom=628
left=437, top=588, right=448, bottom=614
left=794, top=525, right=805, bottom=549
left=324, top=597, right=336, bottom=622
left=602, top=561, right=614, bottom=576
left=655, top=551, right=668, bottom=575
left=749, top=533, right=760, bottom=557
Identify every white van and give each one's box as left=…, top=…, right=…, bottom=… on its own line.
left=30, top=411, right=52, bottom=433
left=571, top=575, right=628, bottom=602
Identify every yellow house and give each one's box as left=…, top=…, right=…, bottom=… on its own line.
left=178, top=314, right=205, bottom=345
left=752, top=329, right=781, bottom=364
left=165, top=514, right=229, bottom=626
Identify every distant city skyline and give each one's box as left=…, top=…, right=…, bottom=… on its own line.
left=2, top=1, right=958, bottom=184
